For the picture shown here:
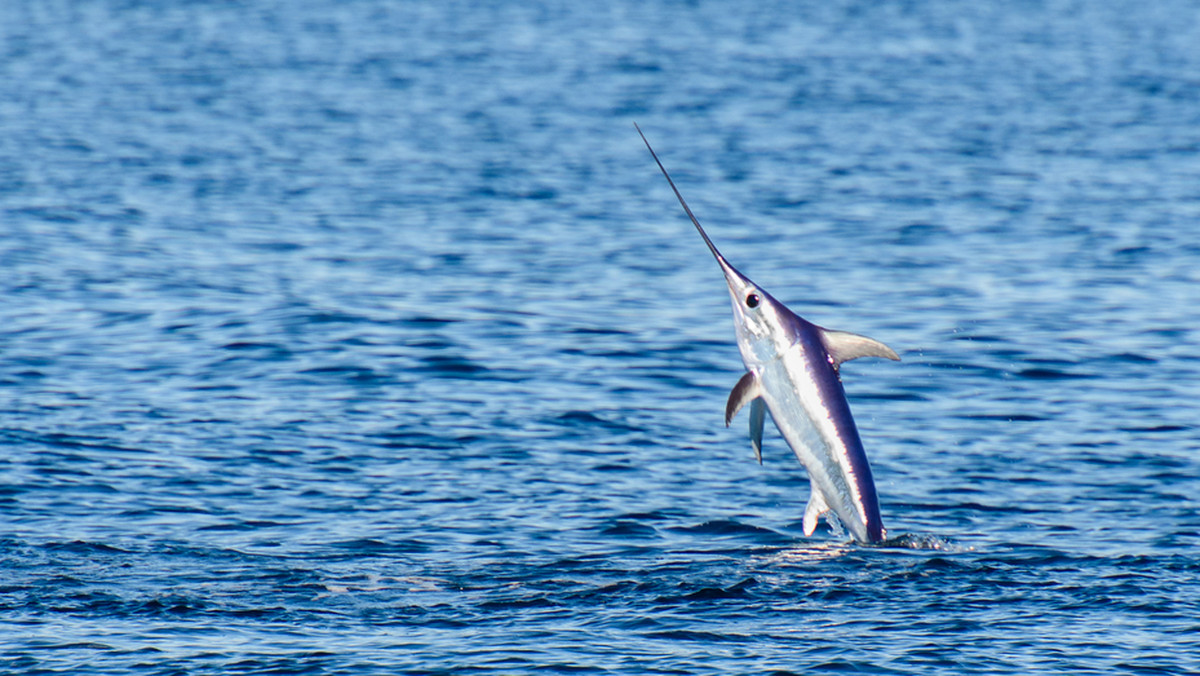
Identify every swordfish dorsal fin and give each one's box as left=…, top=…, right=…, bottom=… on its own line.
left=820, top=328, right=901, bottom=371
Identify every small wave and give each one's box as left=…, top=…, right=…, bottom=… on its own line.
left=1015, top=367, right=1095, bottom=380
left=655, top=578, right=758, bottom=605
left=328, top=538, right=433, bottom=554
left=599, top=520, right=659, bottom=538
left=552, top=410, right=642, bottom=432
left=43, top=540, right=131, bottom=555
left=642, top=629, right=752, bottom=642
left=219, top=341, right=293, bottom=360
left=874, top=532, right=968, bottom=552
left=416, top=355, right=490, bottom=378
left=616, top=510, right=681, bottom=522
left=401, top=315, right=459, bottom=327
left=590, top=463, right=637, bottom=472
left=960, top=413, right=1047, bottom=422
left=566, top=326, right=632, bottom=336
left=300, top=364, right=392, bottom=383
left=668, top=519, right=788, bottom=542
left=479, top=596, right=559, bottom=610
left=372, top=430, right=462, bottom=450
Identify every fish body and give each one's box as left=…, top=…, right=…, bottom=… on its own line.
left=637, top=124, right=898, bottom=543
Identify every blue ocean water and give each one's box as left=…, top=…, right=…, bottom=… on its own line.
left=3, top=0, right=1200, bottom=673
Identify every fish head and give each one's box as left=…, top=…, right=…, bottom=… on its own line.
left=714, top=254, right=808, bottom=371
left=632, top=124, right=810, bottom=371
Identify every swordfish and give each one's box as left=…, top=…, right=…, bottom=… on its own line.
left=636, top=124, right=900, bottom=544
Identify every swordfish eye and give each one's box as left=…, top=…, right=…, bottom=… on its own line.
left=745, top=293, right=760, bottom=309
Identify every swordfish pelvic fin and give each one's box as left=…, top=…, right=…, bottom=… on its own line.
left=803, top=486, right=830, bottom=536
left=820, top=328, right=900, bottom=372
left=749, top=399, right=765, bottom=465
left=725, top=371, right=767, bottom=464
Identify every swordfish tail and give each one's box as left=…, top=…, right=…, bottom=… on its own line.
left=798, top=325, right=888, bottom=543
left=826, top=376, right=886, bottom=542
left=772, top=330, right=888, bottom=544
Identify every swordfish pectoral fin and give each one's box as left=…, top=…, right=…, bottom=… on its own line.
left=803, top=486, right=831, bottom=537
left=820, top=328, right=901, bottom=370
left=726, top=372, right=767, bottom=465
left=724, top=371, right=763, bottom=425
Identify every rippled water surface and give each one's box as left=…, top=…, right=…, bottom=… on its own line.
left=3, top=1, right=1200, bottom=673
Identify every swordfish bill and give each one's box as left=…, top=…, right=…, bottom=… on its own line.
left=635, top=123, right=900, bottom=544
